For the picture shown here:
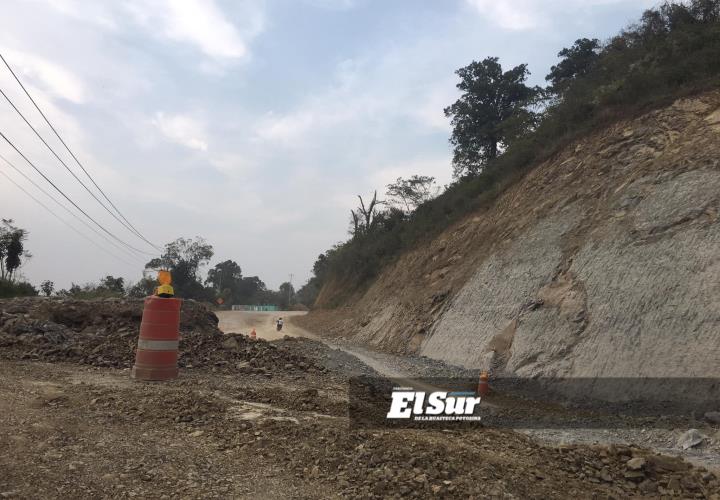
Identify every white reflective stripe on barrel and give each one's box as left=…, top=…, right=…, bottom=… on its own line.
left=137, top=339, right=179, bottom=351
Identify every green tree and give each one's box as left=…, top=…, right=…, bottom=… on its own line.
left=545, top=38, right=601, bottom=96
left=278, top=281, right=295, bottom=310
left=100, top=275, right=125, bottom=294
left=0, top=280, right=37, bottom=298
left=40, top=280, right=54, bottom=297
left=385, top=175, right=439, bottom=213
left=127, top=276, right=156, bottom=298
left=444, top=57, right=539, bottom=177
left=0, top=219, right=30, bottom=282
left=145, top=237, right=214, bottom=300
left=237, top=276, right=266, bottom=304
left=206, top=260, right=244, bottom=305
left=206, top=260, right=242, bottom=292
left=296, top=253, right=332, bottom=308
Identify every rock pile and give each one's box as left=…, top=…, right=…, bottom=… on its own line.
left=227, top=421, right=720, bottom=499
left=0, top=297, right=320, bottom=374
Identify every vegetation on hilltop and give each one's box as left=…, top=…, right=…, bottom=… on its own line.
left=298, top=0, right=720, bottom=307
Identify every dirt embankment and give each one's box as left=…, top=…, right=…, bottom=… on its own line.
left=298, top=91, right=720, bottom=401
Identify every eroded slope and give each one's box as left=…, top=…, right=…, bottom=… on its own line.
left=299, top=92, right=720, bottom=398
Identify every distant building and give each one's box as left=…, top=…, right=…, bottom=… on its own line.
left=231, top=304, right=279, bottom=312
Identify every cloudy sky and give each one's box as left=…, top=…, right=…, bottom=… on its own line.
left=0, top=0, right=657, bottom=291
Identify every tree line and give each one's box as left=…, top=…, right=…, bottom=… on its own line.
left=0, top=230, right=300, bottom=308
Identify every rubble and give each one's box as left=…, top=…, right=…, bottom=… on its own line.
left=0, top=297, right=323, bottom=374
left=677, top=428, right=708, bottom=450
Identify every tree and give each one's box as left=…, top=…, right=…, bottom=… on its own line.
left=0, top=280, right=37, bottom=298
left=278, top=281, right=295, bottom=310
left=205, top=260, right=245, bottom=305
left=127, top=276, right=156, bottom=298
left=206, top=260, right=242, bottom=292
left=100, top=275, right=125, bottom=294
left=385, top=175, right=439, bottom=213
left=144, top=237, right=214, bottom=300
left=350, top=191, right=383, bottom=236
left=312, top=253, right=329, bottom=282
left=237, top=276, right=266, bottom=304
left=546, top=38, right=601, bottom=96
left=687, top=0, right=720, bottom=23
left=40, top=280, right=54, bottom=297
left=0, top=219, right=30, bottom=282
left=444, top=57, right=539, bottom=177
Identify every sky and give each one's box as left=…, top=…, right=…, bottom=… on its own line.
left=0, top=0, right=658, bottom=291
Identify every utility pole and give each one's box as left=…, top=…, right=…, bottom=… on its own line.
left=288, top=273, right=294, bottom=306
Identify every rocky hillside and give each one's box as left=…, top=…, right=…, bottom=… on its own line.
left=298, top=90, right=720, bottom=401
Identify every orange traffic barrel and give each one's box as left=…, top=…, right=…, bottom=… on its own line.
left=477, top=371, right=490, bottom=396
left=250, top=328, right=257, bottom=340
left=131, top=296, right=182, bottom=381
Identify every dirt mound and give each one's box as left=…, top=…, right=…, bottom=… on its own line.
left=0, top=297, right=323, bottom=374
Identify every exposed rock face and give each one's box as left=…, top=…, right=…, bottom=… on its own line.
left=300, top=91, right=720, bottom=401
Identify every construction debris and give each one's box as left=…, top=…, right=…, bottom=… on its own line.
left=0, top=298, right=323, bottom=375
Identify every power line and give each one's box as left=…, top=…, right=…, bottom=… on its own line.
left=0, top=152, right=145, bottom=264
left=0, top=129, right=157, bottom=257
left=0, top=51, right=161, bottom=251
left=0, top=84, right=158, bottom=251
left=0, top=167, right=138, bottom=267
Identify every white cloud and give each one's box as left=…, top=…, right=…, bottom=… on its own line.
left=466, top=0, right=539, bottom=30
left=151, top=112, right=208, bottom=151
left=0, top=48, right=85, bottom=103
left=40, top=0, right=264, bottom=61
left=253, top=52, right=452, bottom=147
left=39, top=0, right=119, bottom=29
left=125, top=0, right=263, bottom=61
left=255, top=110, right=319, bottom=143
left=303, top=0, right=356, bottom=10
left=465, top=0, right=658, bottom=31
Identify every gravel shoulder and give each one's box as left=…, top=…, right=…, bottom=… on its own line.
left=287, top=315, right=720, bottom=475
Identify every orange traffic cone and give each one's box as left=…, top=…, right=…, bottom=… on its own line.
left=477, top=370, right=490, bottom=396
left=250, top=328, right=257, bottom=340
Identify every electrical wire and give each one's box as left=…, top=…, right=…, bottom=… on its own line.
left=0, top=152, right=145, bottom=264
left=0, top=84, right=158, bottom=251
left=0, top=51, right=161, bottom=251
left=0, top=167, right=138, bottom=267
left=0, top=129, right=157, bottom=257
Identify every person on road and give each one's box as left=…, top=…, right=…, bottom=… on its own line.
left=276, top=317, right=284, bottom=331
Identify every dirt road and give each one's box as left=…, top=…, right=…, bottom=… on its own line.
left=217, top=311, right=410, bottom=377
left=217, top=310, right=307, bottom=341
left=218, top=311, right=720, bottom=473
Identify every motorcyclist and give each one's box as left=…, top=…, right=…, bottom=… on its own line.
left=276, top=317, right=284, bottom=331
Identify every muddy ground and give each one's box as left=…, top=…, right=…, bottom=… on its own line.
left=1, top=299, right=719, bottom=498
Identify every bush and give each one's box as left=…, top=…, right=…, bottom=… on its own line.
left=0, top=279, right=38, bottom=298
